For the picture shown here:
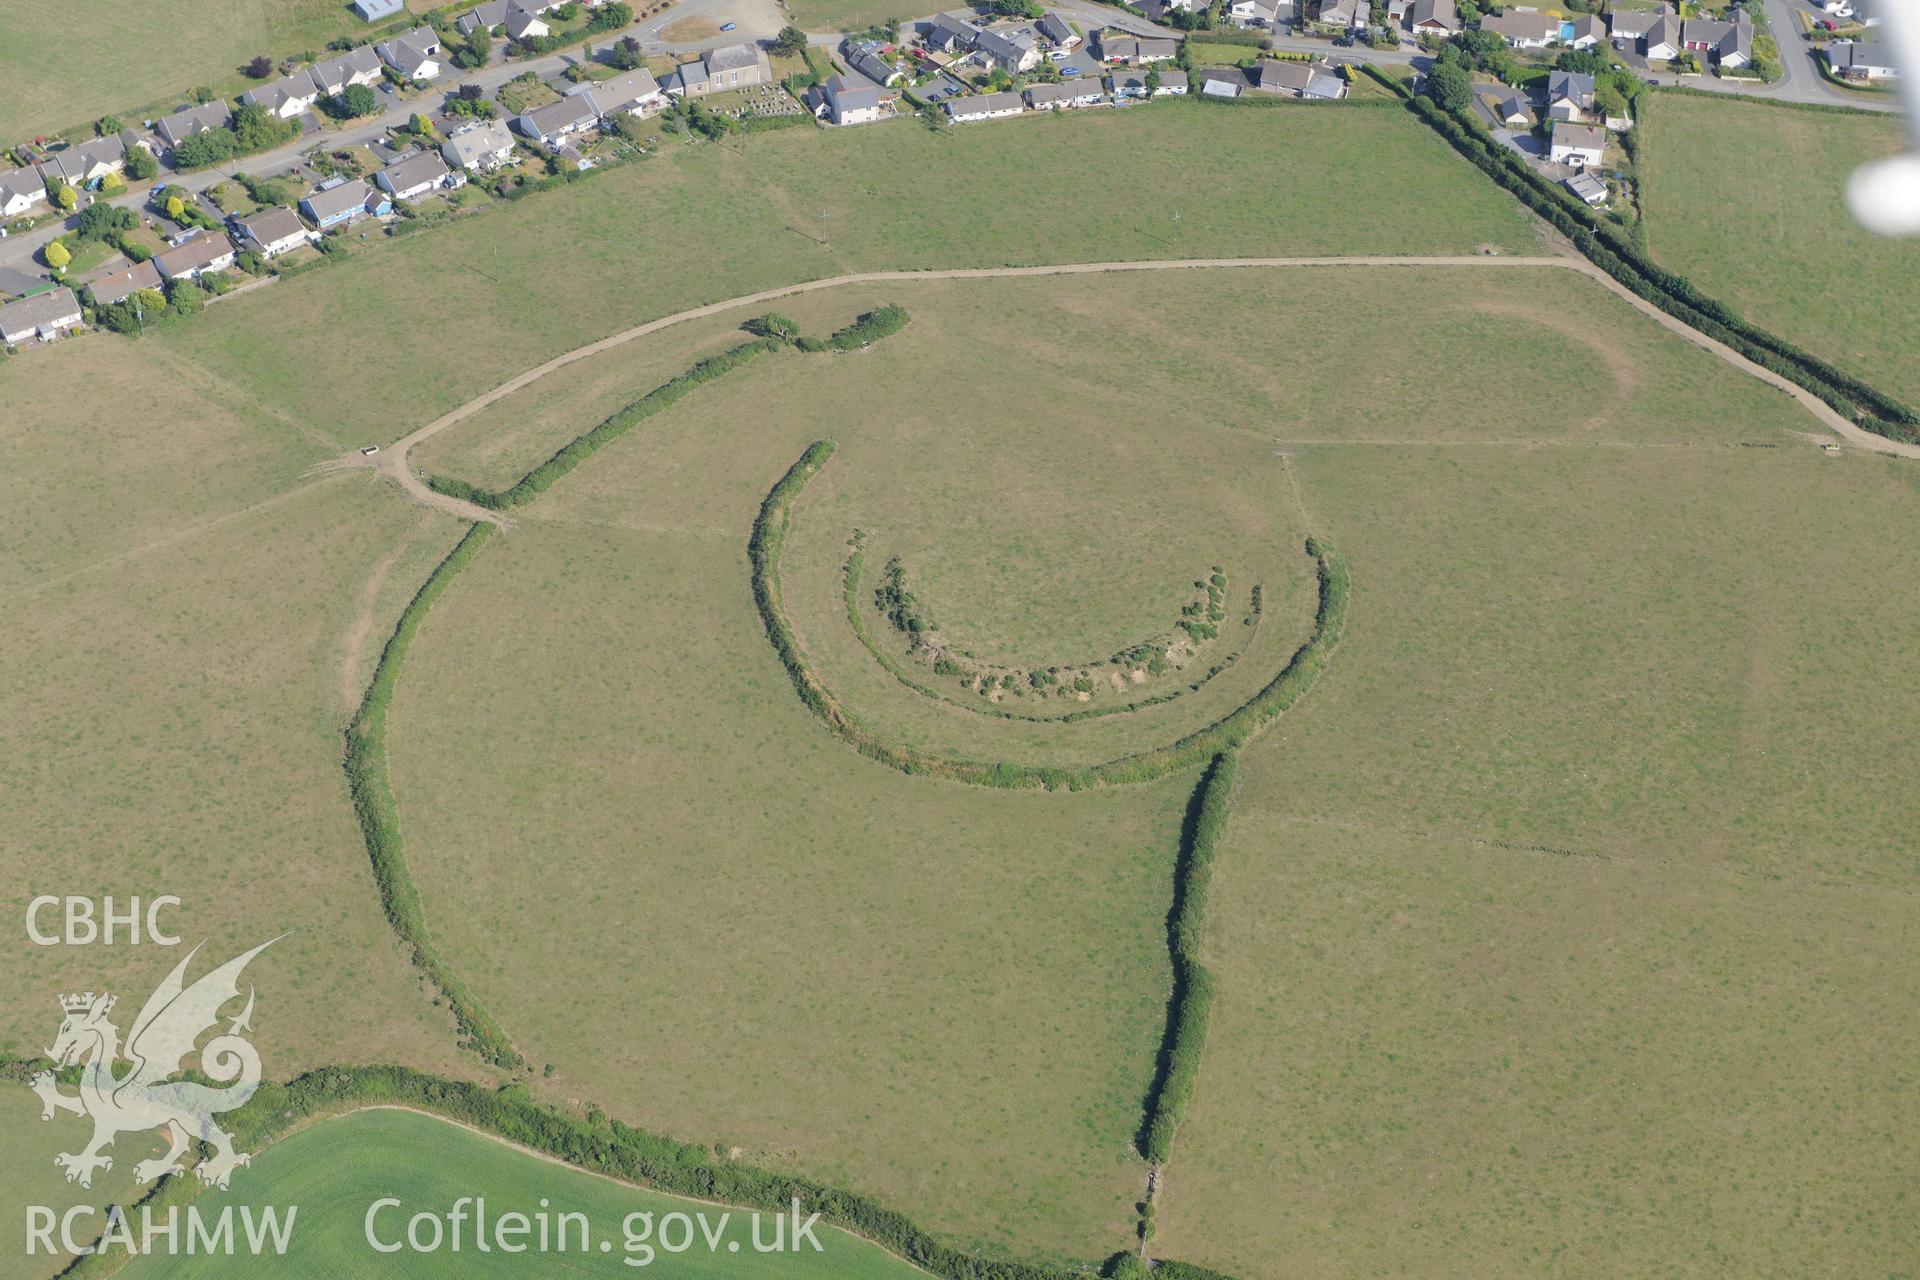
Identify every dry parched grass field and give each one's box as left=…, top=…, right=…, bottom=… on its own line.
left=1640, top=92, right=1920, bottom=410
left=3, top=92, right=1917, bottom=1280
left=386, top=260, right=1917, bottom=1271
left=153, top=100, right=1542, bottom=442
left=1151, top=436, right=1920, bottom=1276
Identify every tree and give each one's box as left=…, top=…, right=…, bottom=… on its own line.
left=95, top=115, right=124, bottom=137
left=410, top=112, right=438, bottom=139
left=53, top=183, right=77, bottom=211
left=124, top=146, right=159, bottom=181
left=771, top=24, right=808, bottom=56
left=43, top=240, right=71, bottom=270
left=173, top=129, right=238, bottom=168
left=745, top=312, right=799, bottom=340
left=587, top=0, right=631, bottom=30
left=1145, top=64, right=1162, bottom=93
left=455, top=26, right=492, bottom=69
left=167, top=279, right=205, bottom=316
left=73, top=203, right=136, bottom=240
left=1422, top=59, right=1472, bottom=112
left=165, top=194, right=186, bottom=219
left=606, top=35, right=642, bottom=69
left=339, top=83, right=379, bottom=116
left=230, top=104, right=292, bottom=151
left=247, top=55, right=275, bottom=78
left=1554, top=47, right=1610, bottom=76
left=192, top=85, right=216, bottom=103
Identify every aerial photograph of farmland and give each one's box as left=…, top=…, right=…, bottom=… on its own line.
left=1, top=0, right=1915, bottom=1275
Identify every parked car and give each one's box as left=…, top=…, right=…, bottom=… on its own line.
left=720, top=21, right=737, bottom=30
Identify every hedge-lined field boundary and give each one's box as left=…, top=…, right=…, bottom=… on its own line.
left=427, top=337, right=786, bottom=510
left=841, top=532, right=1261, bottom=726
left=1364, top=64, right=1918, bottom=443
left=5, top=1057, right=1233, bottom=1280
left=427, top=307, right=914, bottom=510
left=343, top=522, right=520, bottom=1068
left=356, top=309, right=921, bottom=1068
left=1140, top=751, right=1239, bottom=1164
left=1649, top=81, right=1889, bottom=117
left=752, top=442, right=1350, bottom=791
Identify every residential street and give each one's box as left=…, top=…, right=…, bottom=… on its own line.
left=1624, top=0, right=1895, bottom=112
left=0, top=10, right=730, bottom=274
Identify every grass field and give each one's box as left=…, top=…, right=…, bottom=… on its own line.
left=388, top=469, right=1187, bottom=1260
left=0, top=0, right=429, bottom=141
left=1151, top=438, right=1920, bottom=1274
left=151, top=100, right=1541, bottom=441
left=5, top=78, right=1916, bottom=1279
left=118, top=1108, right=929, bottom=1277
left=786, top=0, right=926, bottom=32
left=0, top=336, right=339, bottom=593
left=1639, top=92, right=1920, bottom=410
left=0, top=402, right=470, bottom=1084
left=382, top=259, right=1869, bottom=1266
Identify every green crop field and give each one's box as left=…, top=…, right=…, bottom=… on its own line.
left=0, top=0, right=427, bottom=142
left=1639, top=92, right=1920, bottom=410
left=117, top=1107, right=928, bottom=1277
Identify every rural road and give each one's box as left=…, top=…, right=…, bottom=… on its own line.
left=353, top=251, right=1917, bottom=525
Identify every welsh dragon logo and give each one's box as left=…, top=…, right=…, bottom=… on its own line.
left=31, top=938, right=280, bottom=1191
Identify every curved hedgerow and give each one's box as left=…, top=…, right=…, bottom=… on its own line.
left=751, top=441, right=1349, bottom=790
left=344, top=522, right=520, bottom=1067
left=425, top=306, right=915, bottom=510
